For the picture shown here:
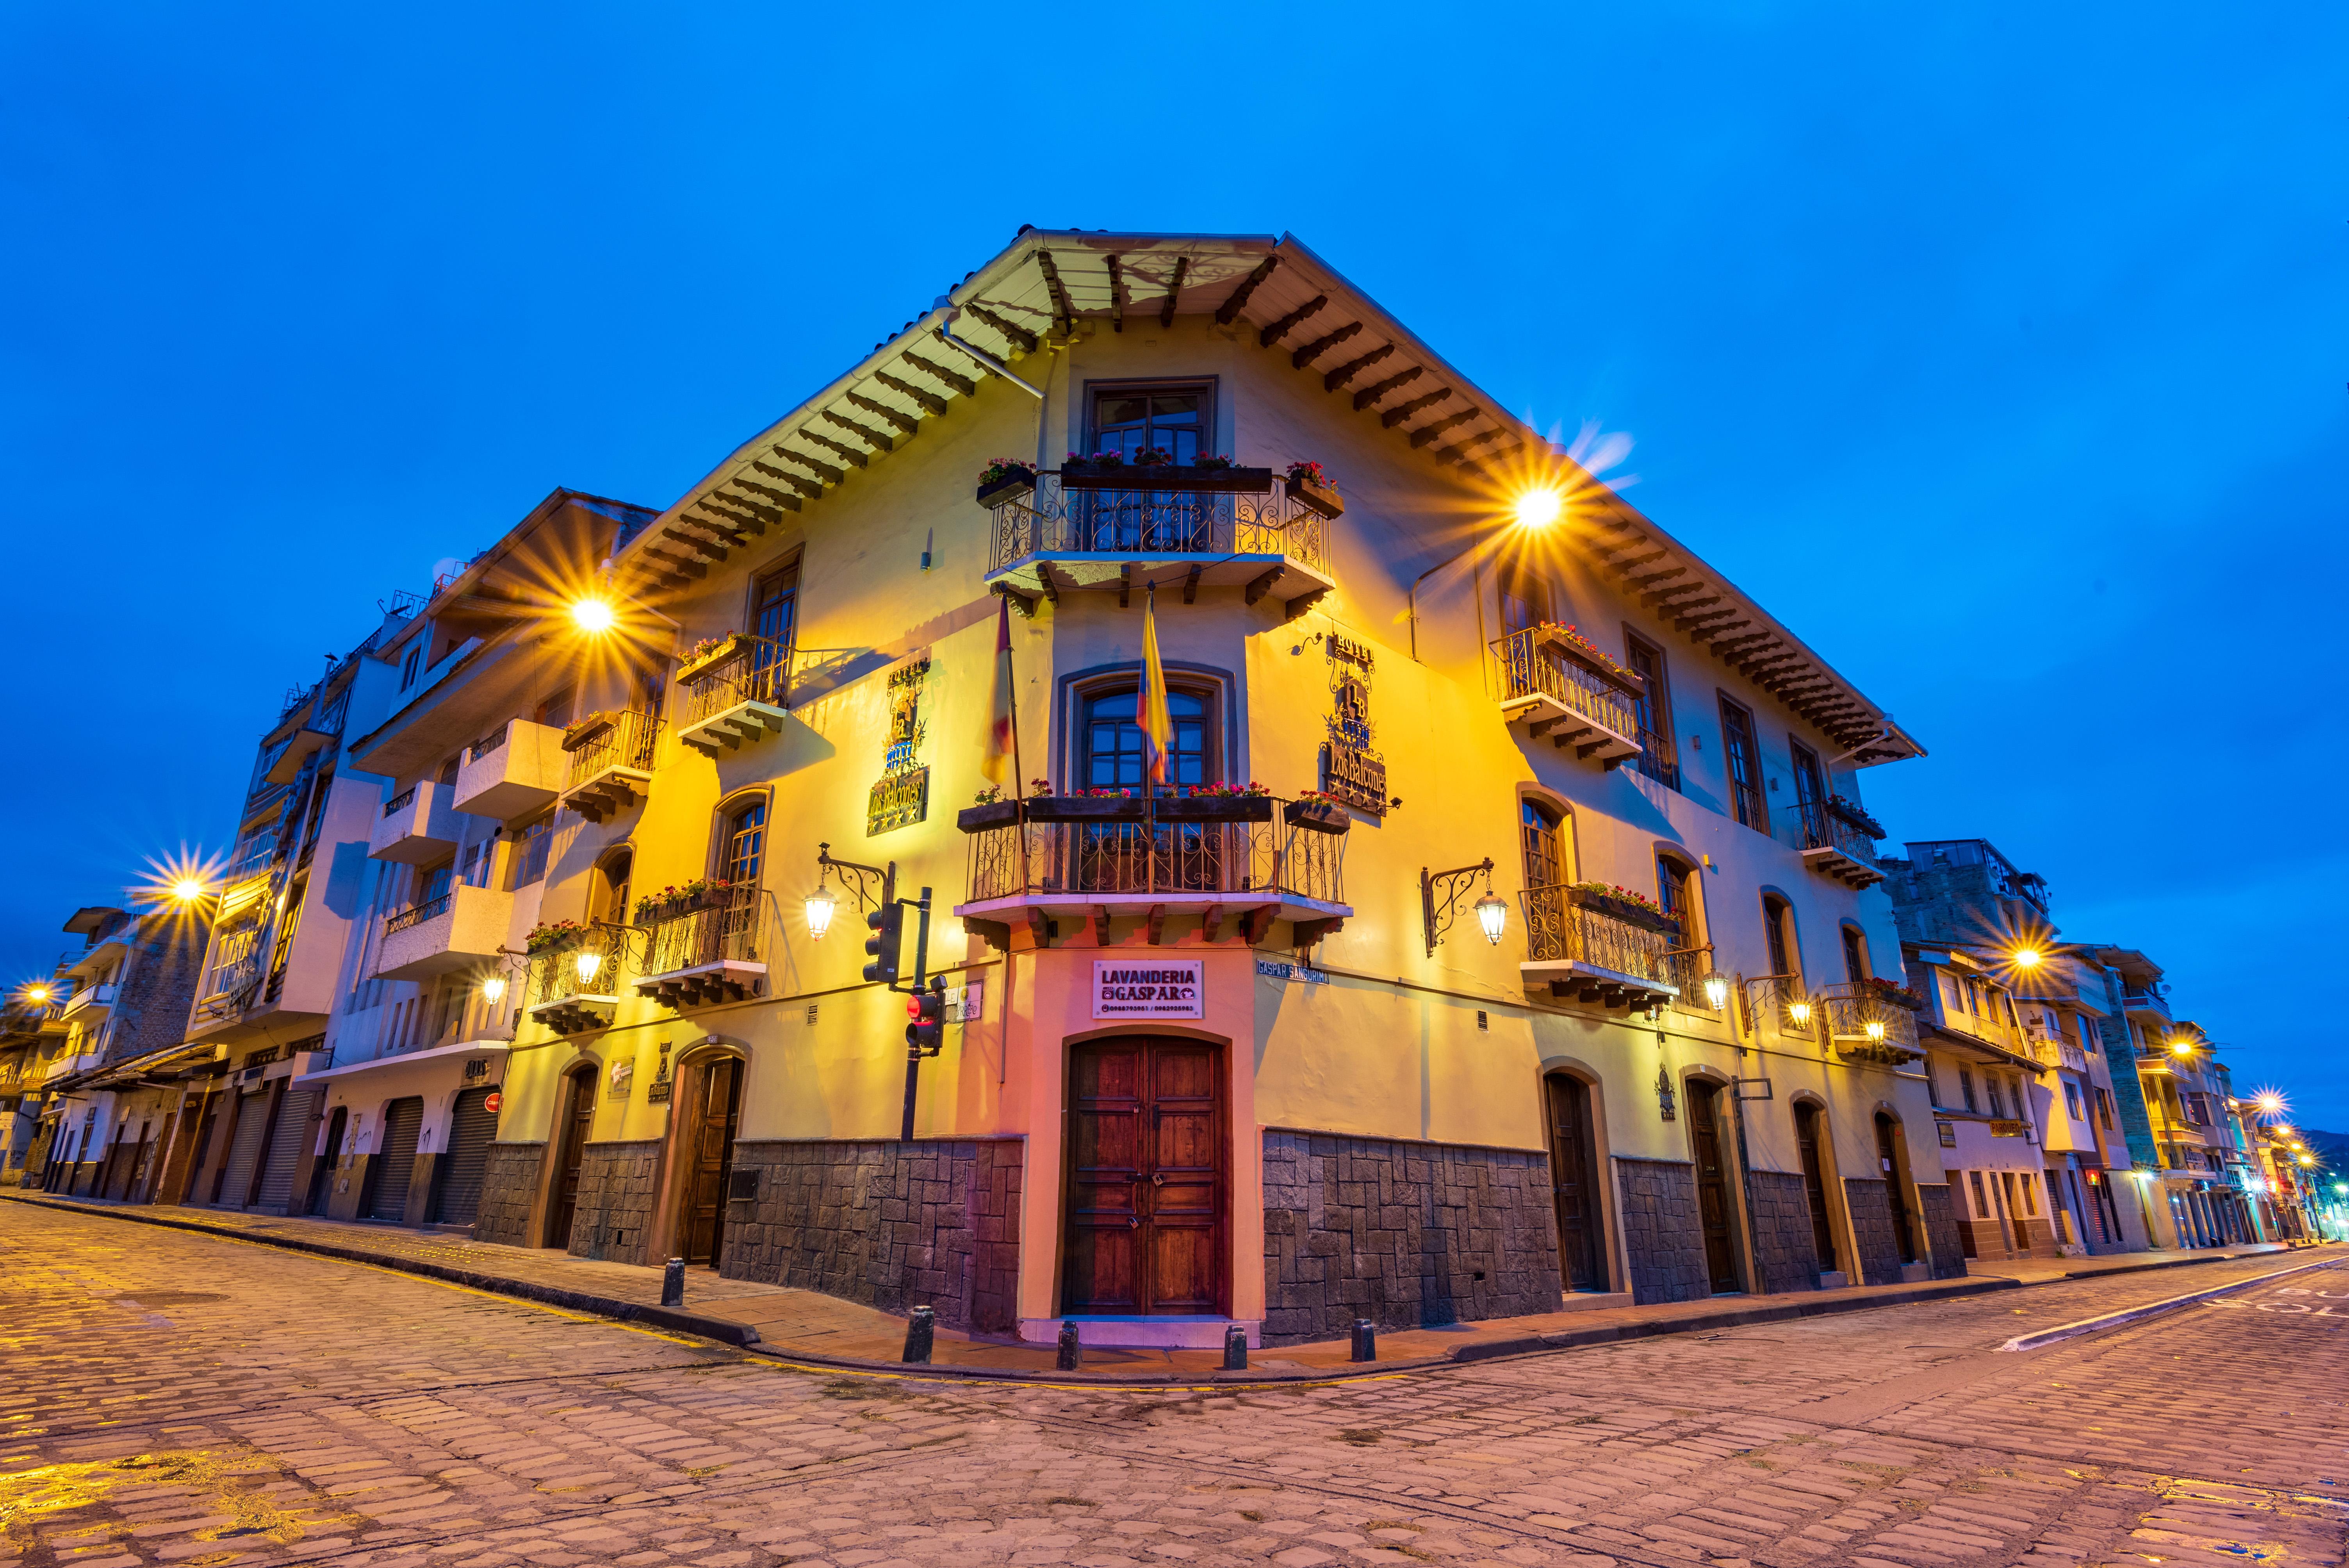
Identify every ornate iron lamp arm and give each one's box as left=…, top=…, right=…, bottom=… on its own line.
left=816, top=842, right=891, bottom=913
left=1420, top=857, right=1496, bottom=957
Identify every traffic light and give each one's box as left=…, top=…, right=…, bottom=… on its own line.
left=863, top=902, right=904, bottom=984
left=906, top=982, right=945, bottom=1057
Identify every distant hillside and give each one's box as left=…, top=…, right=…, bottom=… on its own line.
left=2298, top=1128, right=2349, bottom=1172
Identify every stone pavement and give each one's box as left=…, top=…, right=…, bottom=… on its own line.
left=1961, top=1240, right=2300, bottom=1285
left=1, top=1193, right=2315, bottom=1384
left=1, top=1200, right=2343, bottom=1568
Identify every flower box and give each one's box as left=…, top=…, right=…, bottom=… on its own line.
left=976, top=468, right=1037, bottom=507
left=677, top=633, right=746, bottom=684
left=1059, top=462, right=1273, bottom=494
left=1284, top=472, right=1345, bottom=519
left=1565, top=886, right=1681, bottom=935
left=1153, top=794, right=1274, bottom=824
left=1827, top=796, right=1887, bottom=839
left=1867, top=978, right=1927, bottom=1012
left=1532, top=629, right=1645, bottom=700
left=1024, top=795, right=1149, bottom=823
left=560, top=713, right=614, bottom=752
left=956, top=800, right=1023, bottom=833
left=1283, top=798, right=1352, bottom=835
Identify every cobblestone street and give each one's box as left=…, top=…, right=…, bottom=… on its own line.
left=2, top=1203, right=2342, bottom=1568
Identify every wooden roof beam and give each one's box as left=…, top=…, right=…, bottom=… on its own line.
left=872, top=372, right=947, bottom=418
left=772, top=448, right=845, bottom=486
left=1627, top=567, right=1687, bottom=590
left=727, top=481, right=797, bottom=515
left=901, top=353, right=977, bottom=399
left=1675, top=607, right=1741, bottom=631
left=1352, top=363, right=1422, bottom=410
left=752, top=459, right=825, bottom=500
left=1381, top=388, right=1452, bottom=429
left=1215, top=255, right=1279, bottom=325
left=962, top=303, right=1038, bottom=356
left=1258, top=294, right=1328, bottom=347
left=1324, top=343, right=1394, bottom=392
left=1691, top=618, right=1755, bottom=641
left=1408, top=406, right=1481, bottom=449
left=1032, top=250, right=1075, bottom=338
left=1107, top=253, right=1126, bottom=333
left=844, top=390, right=919, bottom=436
left=642, top=545, right=707, bottom=580
left=1292, top=321, right=1363, bottom=368
left=661, top=526, right=726, bottom=563
left=1709, top=632, right=1776, bottom=655
left=821, top=409, right=894, bottom=452
left=1433, top=426, right=1510, bottom=465
left=798, top=429, right=869, bottom=468
left=1159, top=255, right=1187, bottom=327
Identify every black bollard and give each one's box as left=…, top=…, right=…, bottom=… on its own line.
left=1055, top=1319, right=1083, bottom=1371
left=661, top=1258, right=685, bottom=1308
left=1222, top=1323, right=1248, bottom=1370
left=1349, top=1318, right=1376, bottom=1362
left=902, top=1306, right=936, bottom=1364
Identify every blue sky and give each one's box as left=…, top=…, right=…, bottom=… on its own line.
left=4, top=5, right=2343, bottom=1122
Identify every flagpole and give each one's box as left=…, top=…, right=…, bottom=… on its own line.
left=1005, top=597, right=1030, bottom=897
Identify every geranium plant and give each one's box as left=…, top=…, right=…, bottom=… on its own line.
left=1187, top=780, right=1269, bottom=797
left=525, top=919, right=586, bottom=954
left=683, top=634, right=736, bottom=665
left=973, top=784, right=1002, bottom=805
left=1867, top=975, right=1926, bottom=1009
left=1132, top=446, right=1175, bottom=467
left=977, top=457, right=1036, bottom=486
left=1568, top=881, right=1671, bottom=918
left=1067, top=449, right=1125, bottom=467
left=1535, top=623, right=1635, bottom=682
left=633, top=878, right=736, bottom=921
left=1192, top=453, right=1236, bottom=471
left=1287, top=460, right=1337, bottom=488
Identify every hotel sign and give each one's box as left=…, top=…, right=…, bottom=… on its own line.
left=1093, top=960, right=1204, bottom=1020
left=1320, top=633, right=1387, bottom=817
left=867, top=656, right=932, bottom=836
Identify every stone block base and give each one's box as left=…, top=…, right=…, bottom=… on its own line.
left=474, top=1141, right=547, bottom=1248
left=1745, top=1167, right=1826, bottom=1293
left=1916, top=1182, right=1969, bottom=1278
left=569, top=1139, right=663, bottom=1265
left=1615, top=1156, right=1711, bottom=1304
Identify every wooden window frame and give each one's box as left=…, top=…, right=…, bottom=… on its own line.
left=1716, top=695, right=1768, bottom=832
left=1082, top=378, right=1219, bottom=462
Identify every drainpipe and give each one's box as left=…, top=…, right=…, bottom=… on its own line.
left=932, top=300, right=1050, bottom=473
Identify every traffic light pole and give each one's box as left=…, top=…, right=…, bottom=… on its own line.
left=899, top=887, right=932, bottom=1142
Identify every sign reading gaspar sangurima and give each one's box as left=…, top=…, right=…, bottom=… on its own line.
left=1092, top=959, right=1205, bottom=1019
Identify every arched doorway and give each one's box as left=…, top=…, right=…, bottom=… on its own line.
left=1063, top=1036, right=1224, bottom=1316
left=677, top=1055, right=744, bottom=1267
left=1543, top=1071, right=1606, bottom=1292
left=1684, top=1079, right=1742, bottom=1294
left=1874, top=1112, right=1919, bottom=1267
left=1793, top=1101, right=1841, bottom=1277
left=546, top=1066, right=597, bottom=1249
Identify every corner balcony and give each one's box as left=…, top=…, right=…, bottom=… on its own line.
left=1817, top=981, right=1925, bottom=1065
left=453, top=720, right=565, bottom=822
left=675, top=636, right=791, bottom=758
left=526, top=925, right=628, bottom=1036
left=2122, top=986, right=2173, bottom=1026
left=59, top=982, right=117, bottom=1023
left=369, top=780, right=464, bottom=864
left=556, top=709, right=661, bottom=825
left=635, top=887, right=766, bottom=1009
left=1791, top=802, right=1885, bottom=890
left=373, top=884, right=514, bottom=982
left=954, top=794, right=1350, bottom=943
left=1519, top=886, right=1683, bottom=1009
left=1489, top=627, right=1643, bottom=767
left=982, top=467, right=1335, bottom=615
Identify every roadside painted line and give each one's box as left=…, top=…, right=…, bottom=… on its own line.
left=1998, top=1254, right=2344, bottom=1351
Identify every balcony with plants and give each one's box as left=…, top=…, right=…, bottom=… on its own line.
left=1518, top=882, right=1683, bottom=1009
left=633, top=882, right=766, bottom=1009
left=674, top=635, right=792, bottom=758
left=368, top=780, right=465, bottom=865
left=979, top=454, right=1338, bottom=614
left=1489, top=624, right=1643, bottom=768
left=955, top=783, right=1349, bottom=942
left=373, top=882, right=514, bottom=983
left=1816, top=980, right=1925, bottom=1064
left=524, top=921, right=627, bottom=1037
left=452, top=718, right=565, bottom=823
left=1789, top=795, right=1886, bottom=890
left=556, top=708, right=661, bottom=825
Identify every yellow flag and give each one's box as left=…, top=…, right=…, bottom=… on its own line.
left=1140, top=587, right=1172, bottom=787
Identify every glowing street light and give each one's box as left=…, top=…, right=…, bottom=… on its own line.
left=570, top=597, right=618, bottom=634
left=2168, top=1037, right=2198, bottom=1057
left=1865, top=1019, right=1887, bottom=1042
left=20, top=983, right=52, bottom=1007
left=1787, top=998, right=1814, bottom=1028
left=171, top=877, right=208, bottom=903
left=480, top=975, right=507, bottom=1004
left=2010, top=946, right=2042, bottom=970
left=1474, top=891, right=1509, bottom=946
left=574, top=949, right=604, bottom=984
left=1512, top=488, right=1563, bottom=529
left=1703, top=973, right=1730, bottom=1012
left=2255, top=1091, right=2287, bottom=1118
left=805, top=888, right=838, bottom=941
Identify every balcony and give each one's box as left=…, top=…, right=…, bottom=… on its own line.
left=526, top=925, right=628, bottom=1036
left=1519, top=886, right=1683, bottom=1008
left=675, top=636, right=791, bottom=758
left=557, top=709, right=661, bottom=825
left=982, top=470, right=1335, bottom=613
left=1817, top=981, right=1925, bottom=1065
left=1791, top=802, right=1885, bottom=890
left=1489, top=627, right=1643, bottom=767
left=2122, top=986, right=2172, bottom=1025
left=635, top=887, right=766, bottom=1009
left=954, top=795, right=1349, bottom=939
left=59, top=983, right=116, bottom=1023
left=373, top=884, right=514, bottom=983
left=452, top=720, right=564, bottom=822
left=369, top=781, right=464, bottom=865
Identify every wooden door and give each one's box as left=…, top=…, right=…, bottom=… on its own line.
left=1544, top=1074, right=1605, bottom=1292
left=1063, top=1037, right=1224, bottom=1316
left=548, top=1071, right=595, bottom=1249
left=1794, top=1103, right=1839, bottom=1273
left=1686, top=1081, right=1742, bottom=1293
left=682, top=1058, right=742, bottom=1265
left=1875, top=1114, right=1918, bottom=1263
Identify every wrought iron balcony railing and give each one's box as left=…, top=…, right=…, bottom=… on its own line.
left=1488, top=627, right=1643, bottom=763
left=1790, top=802, right=1876, bottom=860
left=964, top=799, right=1345, bottom=908
left=528, top=923, right=630, bottom=1019
left=1519, top=885, right=1682, bottom=984
left=641, top=887, right=761, bottom=975
left=383, top=891, right=455, bottom=937
left=681, top=636, right=791, bottom=727
left=563, top=709, right=661, bottom=789
left=986, top=472, right=1330, bottom=578
left=1816, top=980, right=1923, bottom=1061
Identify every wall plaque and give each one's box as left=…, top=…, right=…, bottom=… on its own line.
left=1319, top=634, right=1388, bottom=817
left=867, top=656, right=932, bottom=835
left=645, top=1042, right=674, bottom=1105
left=1093, top=959, right=1204, bottom=1020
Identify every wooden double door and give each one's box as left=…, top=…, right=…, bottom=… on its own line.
left=1544, top=1074, right=1607, bottom=1292
left=680, top=1058, right=742, bottom=1266
left=1063, top=1037, right=1224, bottom=1316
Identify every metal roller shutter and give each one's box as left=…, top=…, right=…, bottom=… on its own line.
left=370, top=1097, right=424, bottom=1222
left=429, top=1087, right=499, bottom=1226
left=218, top=1088, right=273, bottom=1208
left=254, top=1086, right=322, bottom=1213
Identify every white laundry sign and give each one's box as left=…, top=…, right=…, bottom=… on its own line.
left=1093, top=959, right=1204, bottom=1020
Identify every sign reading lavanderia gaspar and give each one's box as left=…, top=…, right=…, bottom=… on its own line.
left=1092, top=959, right=1205, bottom=1020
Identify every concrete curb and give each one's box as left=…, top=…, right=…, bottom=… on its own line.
left=1998, top=1253, right=2345, bottom=1352
left=0, top=1194, right=758, bottom=1348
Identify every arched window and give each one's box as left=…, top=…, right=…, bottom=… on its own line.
left=1762, top=894, right=1797, bottom=981
left=1656, top=853, right=1700, bottom=940
left=591, top=852, right=633, bottom=925
left=1520, top=798, right=1567, bottom=892
left=1082, top=687, right=1210, bottom=791
left=721, top=801, right=766, bottom=887
left=1841, top=925, right=1868, bottom=983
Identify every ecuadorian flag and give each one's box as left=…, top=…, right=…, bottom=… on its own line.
left=1140, top=587, right=1173, bottom=787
